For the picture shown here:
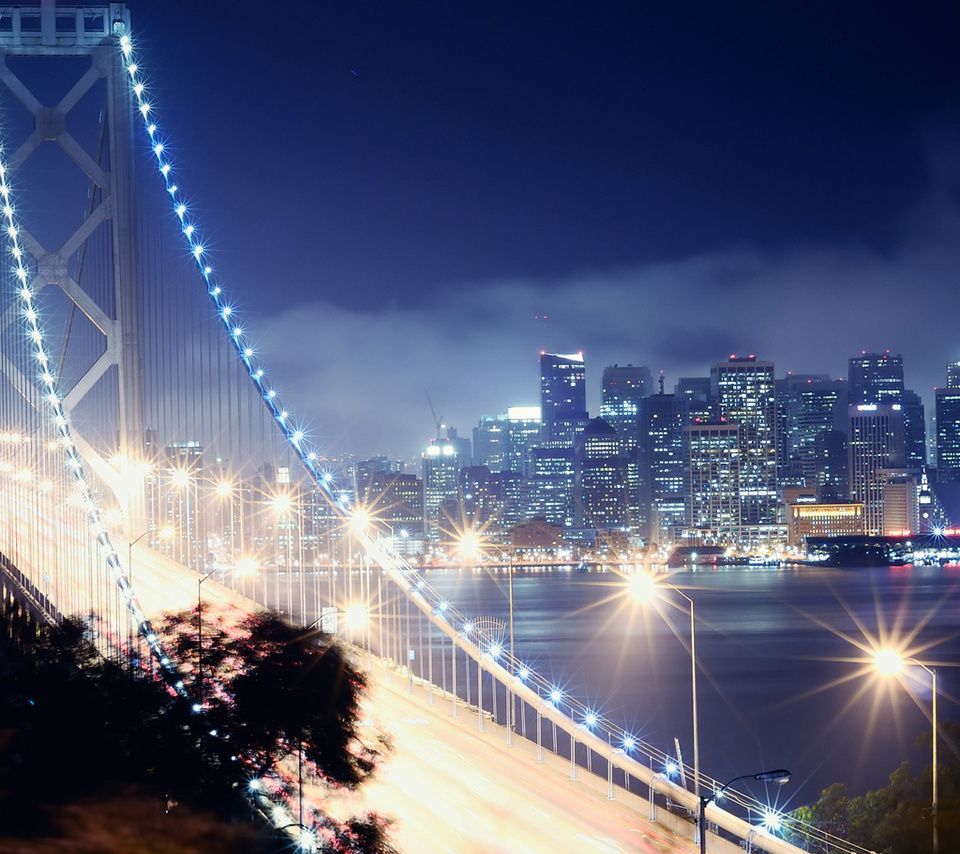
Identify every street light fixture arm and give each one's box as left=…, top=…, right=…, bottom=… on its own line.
left=698, top=769, right=791, bottom=854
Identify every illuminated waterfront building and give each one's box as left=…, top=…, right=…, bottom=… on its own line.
left=879, top=468, right=921, bottom=536
left=639, top=391, right=688, bottom=543
left=711, top=355, right=779, bottom=539
left=685, top=421, right=740, bottom=541
left=787, top=503, right=865, bottom=545
left=524, top=446, right=575, bottom=528
left=848, top=403, right=905, bottom=536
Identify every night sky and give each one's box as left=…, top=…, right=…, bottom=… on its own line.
left=132, top=2, right=960, bottom=463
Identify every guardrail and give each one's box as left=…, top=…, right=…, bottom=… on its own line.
left=358, top=533, right=869, bottom=854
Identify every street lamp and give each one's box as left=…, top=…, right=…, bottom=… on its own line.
left=460, top=532, right=518, bottom=743
left=196, top=567, right=218, bottom=708
left=875, top=650, right=939, bottom=854
left=127, top=525, right=174, bottom=586
left=127, top=526, right=173, bottom=670
left=629, top=572, right=700, bottom=807
left=699, top=769, right=791, bottom=854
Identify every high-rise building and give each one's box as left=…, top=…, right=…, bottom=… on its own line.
left=458, top=465, right=504, bottom=531
left=524, top=446, right=575, bottom=528
left=848, top=404, right=905, bottom=535
left=351, top=456, right=403, bottom=501
left=599, top=364, right=651, bottom=537
left=473, top=415, right=507, bottom=471
left=155, top=440, right=204, bottom=569
left=776, top=374, right=843, bottom=482
left=573, top=417, right=629, bottom=530
left=902, top=389, right=927, bottom=469
left=473, top=406, right=541, bottom=475
left=936, top=387, right=960, bottom=484
left=814, top=430, right=849, bottom=503
left=685, top=422, right=740, bottom=539
left=711, top=355, right=778, bottom=538
left=639, top=392, right=688, bottom=544
left=422, top=435, right=466, bottom=540
left=540, top=352, right=588, bottom=446
left=675, top=376, right=713, bottom=422
left=599, top=364, right=652, bottom=452
left=848, top=352, right=904, bottom=406
left=361, top=471, right=424, bottom=553
left=947, top=361, right=960, bottom=390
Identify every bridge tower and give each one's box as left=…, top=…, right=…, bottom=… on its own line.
left=0, top=2, right=145, bottom=531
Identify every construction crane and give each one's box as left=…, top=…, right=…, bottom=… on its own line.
left=426, top=391, right=446, bottom=438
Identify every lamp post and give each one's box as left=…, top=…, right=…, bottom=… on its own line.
left=460, top=532, right=518, bottom=742
left=196, top=567, right=218, bottom=707
left=629, top=573, right=700, bottom=808
left=875, top=651, right=939, bottom=854
left=126, top=528, right=152, bottom=672
left=127, top=526, right=173, bottom=670
left=699, top=769, right=791, bottom=854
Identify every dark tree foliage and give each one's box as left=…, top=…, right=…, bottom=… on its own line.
left=788, top=723, right=960, bottom=854
left=0, top=606, right=394, bottom=853
left=158, top=608, right=385, bottom=789
left=322, top=813, right=398, bottom=854
left=0, top=614, right=254, bottom=838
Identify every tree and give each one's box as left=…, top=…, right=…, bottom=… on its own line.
left=158, top=608, right=386, bottom=788
left=790, top=736, right=960, bottom=854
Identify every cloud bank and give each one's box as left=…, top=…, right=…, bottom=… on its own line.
left=256, top=144, right=960, bottom=467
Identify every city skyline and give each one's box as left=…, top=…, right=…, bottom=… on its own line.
left=126, top=3, right=960, bottom=460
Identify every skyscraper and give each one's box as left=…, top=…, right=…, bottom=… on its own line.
left=573, top=417, right=629, bottom=530
left=473, top=406, right=541, bottom=475
left=947, top=361, right=960, bottom=390
left=775, top=374, right=843, bottom=482
left=540, top=351, right=588, bottom=445
left=422, top=435, right=466, bottom=540
left=524, top=446, right=575, bottom=528
left=711, top=355, right=779, bottom=538
left=599, top=364, right=651, bottom=537
left=599, top=364, right=652, bottom=451
left=936, top=387, right=960, bottom=484
left=848, top=404, right=905, bottom=535
left=686, top=422, right=740, bottom=538
left=639, top=391, right=688, bottom=543
left=848, top=352, right=904, bottom=406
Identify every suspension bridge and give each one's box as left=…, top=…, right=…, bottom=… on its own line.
left=0, top=4, right=867, bottom=853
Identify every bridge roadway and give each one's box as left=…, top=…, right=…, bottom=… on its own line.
left=0, top=494, right=768, bottom=854
left=125, top=553, right=702, bottom=853
left=32, top=537, right=705, bottom=852
left=323, top=662, right=700, bottom=854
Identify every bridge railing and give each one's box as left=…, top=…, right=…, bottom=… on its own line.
left=356, top=532, right=867, bottom=854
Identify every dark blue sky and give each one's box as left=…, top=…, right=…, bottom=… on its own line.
left=131, top=2, right=960, bottom=460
